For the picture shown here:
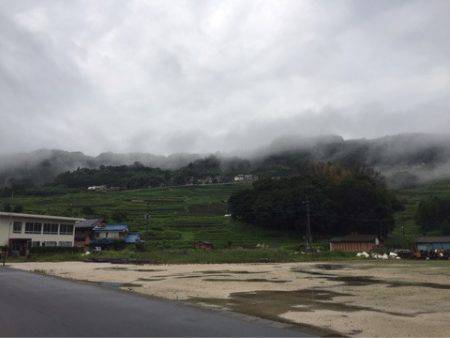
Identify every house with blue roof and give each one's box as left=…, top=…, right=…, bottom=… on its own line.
left=91, top=224, right=143, bottom=248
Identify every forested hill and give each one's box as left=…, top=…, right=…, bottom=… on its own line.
left=1, top=133, right=450, bottom=188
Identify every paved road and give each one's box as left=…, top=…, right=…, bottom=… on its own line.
left=0, top=268, right=311, bottom=337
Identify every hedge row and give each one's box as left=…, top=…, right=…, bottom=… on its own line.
left=29, top=246, right=84, bottom=254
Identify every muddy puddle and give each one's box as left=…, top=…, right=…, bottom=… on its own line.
left=202, top=278, right=290, bottom=283
left=137, top=277, right=167, bottom=282
left=194, top=270, right=269, bottom=274
left=96, top=281, right=143, bottom=288
left=95, top=267, right=166, bottom=272
left=191, top=287, right=425, bottom=320
left=294, top=268, right=450, bottom=289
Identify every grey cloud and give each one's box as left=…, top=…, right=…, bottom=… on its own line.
left=0, top=0, right=449, bottom=156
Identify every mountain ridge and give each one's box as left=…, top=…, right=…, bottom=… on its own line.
left=1, top=133, right=450, bottom=187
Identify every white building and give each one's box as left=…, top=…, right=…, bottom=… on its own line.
left=0, top=212, right=84, bottom=255
left=233, top=174, right=256, bottom=183
left=87, top=185, right=107, bottom=191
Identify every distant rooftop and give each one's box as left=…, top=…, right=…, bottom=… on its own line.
left=93, top=224, right=129, bottom=232
left=0, top=212, right=84, bottom=222
left=414, top=236, right=450, bottom=243
left=75, top=218, right=104, bottom=229
left=125, top=232, right=142, bottom=244
left=330, top=234, right=379, bottom=243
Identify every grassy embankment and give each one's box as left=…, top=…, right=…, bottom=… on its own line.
left=1, top=184, right=356, bottom=262
left=390, top=178, right=450, bottom=245
left=3, top=179, right=450, bottom=262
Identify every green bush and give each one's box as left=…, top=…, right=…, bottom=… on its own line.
left=29, top=246, right=83, bottom=254
left=134, top=242, right=148, bottom=252
left=144, top=230, right=181, bottom=240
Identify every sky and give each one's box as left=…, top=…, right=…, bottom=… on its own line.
left=0, top=0, right=449, bottom=155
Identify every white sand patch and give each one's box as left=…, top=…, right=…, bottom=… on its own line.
left=10, top=261, right=450, bottom=336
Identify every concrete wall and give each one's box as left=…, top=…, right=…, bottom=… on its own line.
left=0, top=218, right=10, bottom=246
left=0, top=215, right=76, bottom=247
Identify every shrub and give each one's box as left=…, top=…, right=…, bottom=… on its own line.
left=30, top=246, right=83, bottom=254
left=415, top=196, right=450, bottom=234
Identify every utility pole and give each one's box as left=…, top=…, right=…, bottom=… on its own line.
left=144, top=199, right=151, bottom=237
left=303, top=199, right=312, bottom=251
left=144, top=212, right=151, bottom=235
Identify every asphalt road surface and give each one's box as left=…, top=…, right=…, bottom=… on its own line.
left=0, top=268, right=311, bottom=337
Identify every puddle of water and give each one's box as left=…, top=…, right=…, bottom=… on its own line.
left=315, top=264, right=349, bottom=270
left=294, top=268, right=450, bottom=289
left=137, top=277, right=166, bottom=282
left=194, top=270, right=268, bottom=274
left=133, top=268, right=166, bottom=272
left=202, top=278, right=290, bottom=283
left=95, top=267, right=129, bottom=271
left=175, top=274, right=231, bottom=279
left=97, top=281, right=143, bottom=288
left=191, top=288, right=418, bottom=319
left=191, top=289, right=351, bottom=337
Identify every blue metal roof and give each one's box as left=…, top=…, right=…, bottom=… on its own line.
left=93, top=224, right=129, bottom=232
left=125, top=232, right=142, bottom=244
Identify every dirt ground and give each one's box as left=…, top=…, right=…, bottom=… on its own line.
left=10, top=260, right=450, bottom=337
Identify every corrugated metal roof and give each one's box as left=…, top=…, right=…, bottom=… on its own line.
left=330, top=234, right=378, bottom=243
left=125, top=233, right=142, bottom=243
left=0, top=212, right=84, bottom=222
left=93, top=224, right=129, bottom=232
left=414, top=236, right=450, bottom=243
left=75, top=218, right=104, bottom=229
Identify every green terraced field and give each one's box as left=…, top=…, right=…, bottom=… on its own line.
left=392, top=178, right=450, bottom=244
left=1, top=184, right=301, bottom=250
left=4, top=179, right=450, bottom=253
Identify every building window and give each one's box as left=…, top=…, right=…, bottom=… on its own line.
left=42, top=241, right=57, bottom=247
left=32, top=241, right=40, bottom=247
left=43, top=223, right=59, bottom=235
left=59, top=224, right=74, bottom=235
left=13, top=221, right=22, bottom=234
left=58, top=241, right=72, bottom=247
left=25, top=222, right=42, bottom=234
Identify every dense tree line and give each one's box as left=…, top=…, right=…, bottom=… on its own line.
left=415, top=196, right=450, bottom=235
left=1, top=202, right=23, bottom=213
left=53, top=156, right=232, bottom=189
left=54, top=163, right=171, bottom=189
left=228, top=163, right=401, bottom=237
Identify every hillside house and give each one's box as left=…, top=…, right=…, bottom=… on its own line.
left=413, top=237, right=450, bottom=252
left=74, top=217, right=106, bottom=249
left=0, top=212, right=83, bottom=255
left=87, top=185, right=107, bottom=191
left=91, top=224, right=143, bottom=248
left=93, top=224, right=129, bottom=241
left=233, top=174, right=255, bottom=183
left=330, top=234, right=381, bottom=252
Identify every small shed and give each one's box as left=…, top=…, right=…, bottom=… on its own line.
left=413, top=236, right=450, bottom=252
left=330, top=234, right=381, bottom=252
left=195, top=241, right=214, bottom=250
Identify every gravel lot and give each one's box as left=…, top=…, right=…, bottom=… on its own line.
left=11, top=260, right=450, bottom=337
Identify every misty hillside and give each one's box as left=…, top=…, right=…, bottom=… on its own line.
left=1, top=133, right=450, bottom=187
left=0, top=150, right=201, bottom=186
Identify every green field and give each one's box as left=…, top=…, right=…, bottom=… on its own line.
left=1, top=184, right=304, bottom=251
left=391, top=178, right=450, bottom=245
left=3, top=179, right=450, bottom=261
